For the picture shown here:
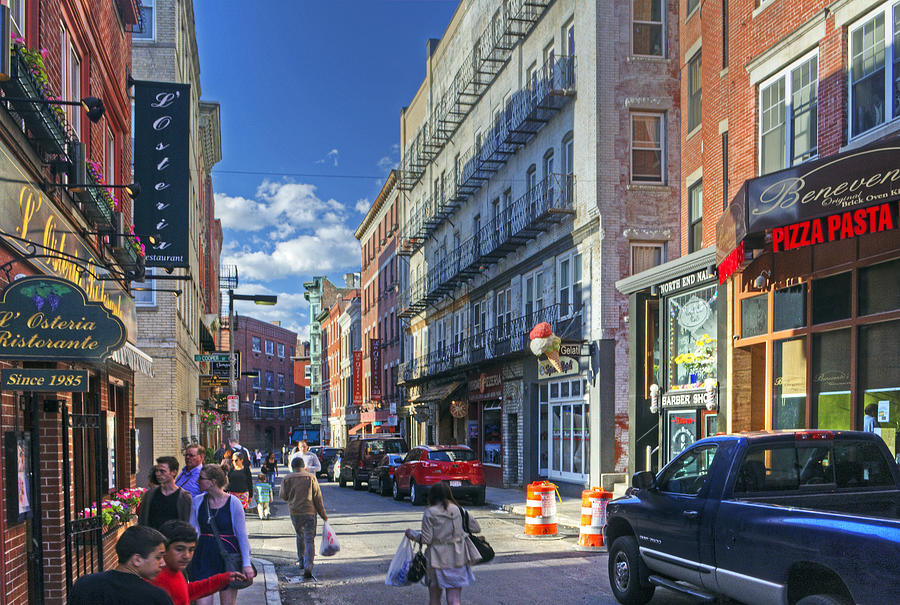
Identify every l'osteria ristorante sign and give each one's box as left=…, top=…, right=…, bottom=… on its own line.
left=0, top=276, right=126, bottom=361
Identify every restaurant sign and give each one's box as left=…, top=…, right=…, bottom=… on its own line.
left=0, top=276, right=126, bottom=361
left=1, top=369, right=88, bottom=392
left=468, top=370, right=502, bottom=402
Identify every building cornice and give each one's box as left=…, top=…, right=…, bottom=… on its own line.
left=354, top=170, right=398, bottom=240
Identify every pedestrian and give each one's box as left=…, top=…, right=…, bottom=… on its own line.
left=404, top=481, right=482, bottom=605
left=281, top=444, right=287, bottom=466
left=213, top=443, right=227, bottom=464
left=138, top=456, right=192, bottom=530
left=281, top=456, right=328, bottom=580
left=68, top=525, right=173, bottom=604
left=254, top=473, right=273, bottom=520
left=188, top=464, right=254, bottom=605
left=261, top=452, right=278, bottom=485
left=226, top=452, right=253, bottom=510
left=175, top=445, right=204, bottom=496
left=289, top=440, right=321, bottom=476
left=153, top=520, right=246, bottom=605
left=228, top=438, right=251, bottom=462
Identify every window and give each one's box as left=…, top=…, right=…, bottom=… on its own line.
left=631, top=243, right=664, bottom=274
left=60, top=28, right=82, bottom=140
left=278, top=373, right=285, bottom=392
left=524, top=269, right=544, bottom=321
left=760, top=52, right=818, bottom=175
left=253, top=400, right=261, bottom=418
left=688, top=180, right=703, bottom=252
left=265, top=340, right=274, bottom=355
left=543, top=149, right=554, bottom=179
left=558, top=252, right=583, bottom=318
left=633, top=0, right=664, bottom=56
left=472, top=300, right=486, bottom=348
left=106, top=129, right=116, bottom=189
left=848, top=4, right=900, bottom=138
left=278, top=343, right=285, bottom=358
left=722, top=131, right=729, bottom=208
left=657, top=443, right=717, bottom=495
left=669, top=283, right=718, bottom=389
left=482, top=404, right=502, bottom=466
left=562, top=132, right=574, bottom=177
left=686, top=0, right=700, bottom=17
left=567, top=21, right=575, bottom=56
left=631, top=113, right=664, bottom=182
left=133, top=268, right=156, bottom=306
left=252, top=372, right=261, bottom=390
left=687, top=50, right=702, bottom=131
left=722, top=0, right=729, bottom=68
left=252, top=337, right=261, bottom=353
left=133, top=0, right=155, bottom=39
left=495, top=287, right=511, bottom=340
left=304, top=366, right=311, bottom=380
left=539, top=378, right=589, bottom=479
left=10, top=0, right=24, bottom=37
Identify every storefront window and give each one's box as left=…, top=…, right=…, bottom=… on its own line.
left=668, top=284, right=718, bottom=389
left=859, top=258, right=899, bottom=316
left=774, top=284, right=806, bottom=331
left=813, top=272, right=851, bottom=324
left=773, top=337, right=807, bottom=429
left=482, top=404, right=502, bottom=466
left=812, top=329, right=851, bottom=430
left=538, top=378, right=588, bottom=481
left=860, top=319, right=900, bottom=460
left=741, top=294, right=768, bottom=338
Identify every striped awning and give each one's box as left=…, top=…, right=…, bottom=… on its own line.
left=109, top=342, right=154, bottom=377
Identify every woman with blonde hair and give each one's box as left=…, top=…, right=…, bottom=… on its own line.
left=405, top=481, right=482, bottom=605
left=188, top=464, right=254, bottom=605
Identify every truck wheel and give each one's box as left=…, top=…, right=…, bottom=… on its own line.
left=797, top=596, right=851, bottom=605
left=353, top=471, right=363, bottom=490
left=338, top=471, right=347, bottom=488
left=392, top=479, right=403, bottom=501
left=608, top=536, right=655, bottom=605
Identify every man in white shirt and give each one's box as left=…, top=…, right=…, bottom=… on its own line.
left=289, top=440, right=321, bottom=475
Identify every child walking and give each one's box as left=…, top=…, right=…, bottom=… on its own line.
left=255, top=473, right=273, bottom=520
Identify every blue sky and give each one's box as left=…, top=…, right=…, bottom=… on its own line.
left=193, top=1, right=458, bottom=337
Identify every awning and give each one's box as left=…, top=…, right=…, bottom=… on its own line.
left=348, top=422, right=371, bottom=435
left=109, top=342, right=154, bottom=377
left=408, top=381, right=464, bottom=404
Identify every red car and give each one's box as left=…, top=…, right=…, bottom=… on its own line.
left=392, top=445, right=486, bottom=506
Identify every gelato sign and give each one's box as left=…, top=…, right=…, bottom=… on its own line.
left=0, top=276, right=126, bottom=361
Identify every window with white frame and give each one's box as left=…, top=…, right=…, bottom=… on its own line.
left=633, top=0, right=664, bottom=56
left=567, top=21, right=575, bottom=56
left=632, top=113, right=665, bottom=183
left=543, top=149, right=554, bottom=179
left=689, top=180, right=703, bottom=253
left=473, top=300, right=486, bottom=348
left=278, top=373, right=285, bottom=392
left=133, top=0, right=155, bottom=40
left=265, top=340, right=274, bottom=355
left=631, top=243, right=664, bottom=275
left=252, top=371, right=261, bottom=390
left=848, top=3, right=900, bottom=138
left=252, top=337, right=261, bottom=353
left=524, top=269, right=544, bottom=321
left=304, top=366, right=311, bottom=380
left=558, top=252, right=583, bottom=318
left=496, top=287, right=512, bottom=340
left=133, top=268, right=156, bottom=306
left=265, top=371, right=274, bottom=391
left=278, top=343, right=285, bottom=358
left=760, top=51, right=818, bottom=175
left=453, top=311, right=464, bottom=355
left=687, top=50, right=702, bottom=133
left=60, top=27, right=82, bottom=140
left=538, top=378, right=589, bottom=480
left=10, top=0, right=24, bottom=37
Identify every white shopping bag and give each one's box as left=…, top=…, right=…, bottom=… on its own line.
left=385, top=537, right=415, bottom=586
left=320, top=521, right=340, bottom=556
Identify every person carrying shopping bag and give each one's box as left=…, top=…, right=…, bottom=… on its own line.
left=281, top=456, right=328, bottom=580
left=405, top=481, right=482, bottom=605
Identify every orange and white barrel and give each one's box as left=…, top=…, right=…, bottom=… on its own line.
left=524, top=481, right=558, bottom=536
left=577, top=486, right=612, bottom=549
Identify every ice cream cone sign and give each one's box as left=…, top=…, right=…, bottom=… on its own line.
left=529, top=322, right=563, bottom=372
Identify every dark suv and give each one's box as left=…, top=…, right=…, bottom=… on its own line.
left=338, top=436, right=408, bottom=490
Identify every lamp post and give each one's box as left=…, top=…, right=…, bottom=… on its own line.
left=227, top=289, right=277, bottom=441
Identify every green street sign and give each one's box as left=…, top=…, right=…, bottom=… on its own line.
left=195, top=353, right=230, bottom=362
left=2, top=369, right=88, bottom=392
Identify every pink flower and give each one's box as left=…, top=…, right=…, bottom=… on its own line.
left=39, top=48, right=49, bottom=59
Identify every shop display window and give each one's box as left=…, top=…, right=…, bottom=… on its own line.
left=774, top=284, right=806, bottom=331
left=538, top=378, right=589, bottom=481
left=860, top=319, right=900, bottom=460
left=668, top=284, right=718, bottom=389
left=812, top=329, right=852, bottom=430
left=741, top=294, right=768, bottom=338
left=482, top=404, right=502, bottom=466
left=812, top=272, right=852, bottom=324
left=773, top=337, right=807, bottom=429
left=859, top=258, right=900, bottom=316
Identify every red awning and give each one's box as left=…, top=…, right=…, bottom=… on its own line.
left=348, top=422, right=371, bottom=435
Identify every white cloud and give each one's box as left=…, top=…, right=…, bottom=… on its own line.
left=315, top=148, right=339, bottom=167
left=377, top=156, right=397, bottom=171
left=231, top=285, right=310, bottom=338
left=355, top=198, right=371, bottom=213
left=214, top=194, right=271, bottom=231
left=216, top=181, right=346, bottom=234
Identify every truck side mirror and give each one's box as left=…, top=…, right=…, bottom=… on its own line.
left=632, top=471, right=656, bottom=490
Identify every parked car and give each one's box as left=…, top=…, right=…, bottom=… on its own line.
left=309, top=446, right=342, bottom=480
left=327, top=454, right=341, bottom=483
left=604, top=430, right=900, bottom=605
left=339, top=436, right=408, bottom=490
left=393, top=445, right=485, bottom=505
left=368, top=453, right=405, bottom=496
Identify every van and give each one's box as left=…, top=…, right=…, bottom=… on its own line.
left=338, top=436, right=408, bottom=490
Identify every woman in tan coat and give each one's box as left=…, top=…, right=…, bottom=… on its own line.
left=405, top=481, right=482, bottom=605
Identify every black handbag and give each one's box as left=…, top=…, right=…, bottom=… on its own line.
left=461, top=507, right=494, bottom=564
left=407, top=539, right=427, bottom=583
left=205, top=496, right=256, bottom=589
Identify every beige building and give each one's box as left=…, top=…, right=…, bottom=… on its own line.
left=132, top=0, right=222, bottom=479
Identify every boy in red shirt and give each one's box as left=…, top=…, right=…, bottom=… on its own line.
left=153, top=520, right=246, bottom=605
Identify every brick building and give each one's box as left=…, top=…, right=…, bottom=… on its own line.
left=231, top=316, right=298, bottom=452
left=396, top=0, right=680, bottom=492
left=0, top=1, right=146, bottom=603
left=355, top=170, right=404, bottom=437
left=291, top=340, right=313, bottom=445
left=319, top=286, right=361, bottom=448
left=132, top=0, right=223, bottom=480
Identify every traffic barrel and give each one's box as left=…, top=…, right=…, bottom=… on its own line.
left=577, top=486, right=612, bottom=550
left=524, top=481, right=558, bottom=536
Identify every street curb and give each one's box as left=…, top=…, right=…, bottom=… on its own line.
left=486, top=500, right=583, bottom=530
left=253, top=557, right=281, bottom=605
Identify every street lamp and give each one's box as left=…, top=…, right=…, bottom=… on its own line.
left=227, top=289, right=277, bottom=441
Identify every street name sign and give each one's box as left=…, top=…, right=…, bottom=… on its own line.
left=195, top=353, right=230, bottom=362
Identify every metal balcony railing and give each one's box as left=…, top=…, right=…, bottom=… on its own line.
left=398, top=54, right=576, bottom=256
left=399, top=303, right=583, bottom=383
left=399, top=173, right=574, bottom=317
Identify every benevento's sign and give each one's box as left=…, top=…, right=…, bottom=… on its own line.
left=0, top=277, right=126, bottom=361
left=773, top=201, right=897, bottom=252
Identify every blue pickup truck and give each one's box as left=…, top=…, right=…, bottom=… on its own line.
left=604, top=430, right=900, bottom=605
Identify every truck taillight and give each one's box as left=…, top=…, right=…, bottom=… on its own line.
left=796, top=431, right=835, bottom=441
left=358, top=460, right=365, bottom=468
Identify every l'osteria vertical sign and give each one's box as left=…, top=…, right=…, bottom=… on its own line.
left=0, top=277, right=126, bottom=360
left=133, top=80, right=191, bottom=268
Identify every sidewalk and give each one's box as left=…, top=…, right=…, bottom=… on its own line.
left=235, top=557, right=280, bottom=605
left=484, top=486, right=584, bottom=529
